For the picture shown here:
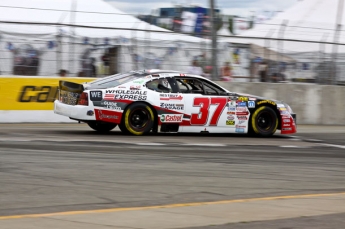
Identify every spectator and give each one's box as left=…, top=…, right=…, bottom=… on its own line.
left=258, top=61, right=268, bottom=82
left=59, top=69, right=67, bottom=77
left=90, top=57, right=97, bottom=77
left=220, top=62, right=232, bottom=81
left=187, top=60, right=204, bottom=76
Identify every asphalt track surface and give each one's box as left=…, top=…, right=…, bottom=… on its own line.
left=0, top=124, right=344, bottom=228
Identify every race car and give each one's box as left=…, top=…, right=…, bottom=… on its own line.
left=54, top=69, right=297, bottom=136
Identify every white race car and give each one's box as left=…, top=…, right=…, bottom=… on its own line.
left=54, top=69, right=297, bottom=136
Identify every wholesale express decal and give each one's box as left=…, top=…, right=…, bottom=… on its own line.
left=0, top=77, right=95, bottom=110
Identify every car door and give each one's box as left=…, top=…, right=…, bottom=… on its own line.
left=174, top=77, right=231, bottom=133
left=146, top=77, right=186, bottom=125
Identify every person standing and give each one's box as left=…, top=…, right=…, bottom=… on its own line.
left=187, top=60, right=204, bottom=76
left=258, top=61, right=268, bottom=82
left=220, top=62, right=232, bottom=81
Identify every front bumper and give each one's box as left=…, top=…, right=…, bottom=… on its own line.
left=280, top=113, right=297, bottom=135
left=54, top=100, right=95, bottom=121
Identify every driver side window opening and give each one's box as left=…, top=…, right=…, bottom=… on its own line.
left=146, top=78, right=173, bottom=93
left=175, top=78, right=225, bottom=95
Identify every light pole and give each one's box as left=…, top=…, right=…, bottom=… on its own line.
left=209, top=0, right=218, bottom=80
left=331, top=0, right=344, bottom=85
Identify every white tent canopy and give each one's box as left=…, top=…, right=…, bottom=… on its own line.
left=223, top=0, right=345, bottom=53
left=0, top=0, right=204, bottom=42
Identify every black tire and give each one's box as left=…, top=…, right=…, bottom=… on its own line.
left=250, top=106, right=278, bottom=137
left=121, top=102, right=155, bottom=136
left=87, top=121, right=117, bottom=133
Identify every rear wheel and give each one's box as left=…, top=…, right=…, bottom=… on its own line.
left=87, top=121, right=117, bottom=133
left=250, top=106, right=278, bottom=137
left=121, top=102, right=155, bottom=136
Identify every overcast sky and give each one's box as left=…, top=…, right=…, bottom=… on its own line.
left=105, top=0, right=298, bottom=17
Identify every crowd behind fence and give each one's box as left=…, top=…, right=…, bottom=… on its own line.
left=0, top=21, right=345, bottom=85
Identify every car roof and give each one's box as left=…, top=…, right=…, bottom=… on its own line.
left=145, top=69, right=205, bottom=80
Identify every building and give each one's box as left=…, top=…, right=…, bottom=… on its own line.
left=138, top=5, right=221, bottom=38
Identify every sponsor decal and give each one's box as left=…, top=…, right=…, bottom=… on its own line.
left=283, top=119, right=291, bottom=123
left=160, top=114, right=183, bottom=123
left=160, top=103, right=184, bottom=110
left=236, top=125, right=246, bottom=128
left=132, top=79, right=145, bottom=84
left=102, top=101, right=121, bottom=110
left=236, top=112, right=249, bottom=116
left=237, top=115, right=248, bottom=120
left=257, top=100, right=276, bottom=106
left=238, top=120, right=246, bottom=124
left=106, top=90, right=116, bottom=93
left=282, top=115, right=291, bottom=118
left=160, top=94, right=183, bottom=101
left=279, top=107, right=287, bottom=111
left=249, top=97, right=257, bottom=101
left=283, top=124, right=291, bottom=127
left=114, top=94, right=147, bottom=100
left=280, top=111, right=290, bottom=115
left=236, top=107, right=247, bottom=112
left=104, top=93, right=115, bottom=100
left=60, top=91, right=79, bottom=105
left=90, top=91, right=103, bottom=101
left=110, top=90, right=147, bottom=100
left=18, top=85, right=59, bottom=103
left=282, top=128, right=292, bottom=131
left=248, top=101, right=255, bottom=108
left=114, top=90, right=147, bottom=95
left=227, top=100, right=237, bottom=107
left=98, top=110, right=119, bottom=120
left=277, top=103, right=285, bottom=108
left=235, top=128, right=245, bottom=133
left=129, top=85, right=141, bottom=90
left=228, top=106, right=236, bottom=111
left=227, top=111, right=236, bottom=115
left=237, top=96, right=249, bottom=102
left=180, top=73, right=186, bottom=76
left=118, top=86, right=126, bottom=88
left=237, top=102, right=246, bottom=107
left=227, top=115, right=235, bottom=120
left=226, top=120, right=235, bottom=125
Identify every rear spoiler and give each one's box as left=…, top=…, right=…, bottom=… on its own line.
left=59, top=81, right=84, bottom=93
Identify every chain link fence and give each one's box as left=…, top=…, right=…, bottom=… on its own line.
left=0, top=20, right=344, bottom=85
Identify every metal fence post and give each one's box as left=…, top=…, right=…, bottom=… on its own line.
left=209, top=0, right=218, bottom=80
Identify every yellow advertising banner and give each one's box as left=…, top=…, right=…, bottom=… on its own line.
left=0, top=77, right=96, bottom=110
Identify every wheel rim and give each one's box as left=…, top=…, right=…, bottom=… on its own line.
left=256, top=111, right=274, bottom=132
left=128, top=108, right=150, bottom=131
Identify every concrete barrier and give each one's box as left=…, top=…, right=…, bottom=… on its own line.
left=0, top=76, right=344, bottom=125
left=216, top=81, right=345, bottom=125
left=0, top=76, right=96, bottom=123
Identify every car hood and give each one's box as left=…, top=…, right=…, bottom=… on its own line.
left=234, top=92, right=284, bottom=104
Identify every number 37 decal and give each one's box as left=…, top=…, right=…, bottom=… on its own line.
left=190, top=97, right=227, bottom=126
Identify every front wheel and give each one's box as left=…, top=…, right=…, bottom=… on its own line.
left=87, top=121, right=117, bottom=133
left=250, top=106, right=278, bottom=137
left=121, top=102, right=155, bottom=136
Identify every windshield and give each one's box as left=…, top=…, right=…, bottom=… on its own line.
left=88, top=71, right=148, bottom=88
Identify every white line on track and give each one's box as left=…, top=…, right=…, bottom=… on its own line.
left=280, top=145, right=309, bottom=148
left=181, top=143, right=227, bottom=147
left=319, top=143, right=345, bottom=149
left=134, top=143, right=167, bottom=146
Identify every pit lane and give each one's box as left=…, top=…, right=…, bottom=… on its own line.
left=0, top=123, right=344, bottom=218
